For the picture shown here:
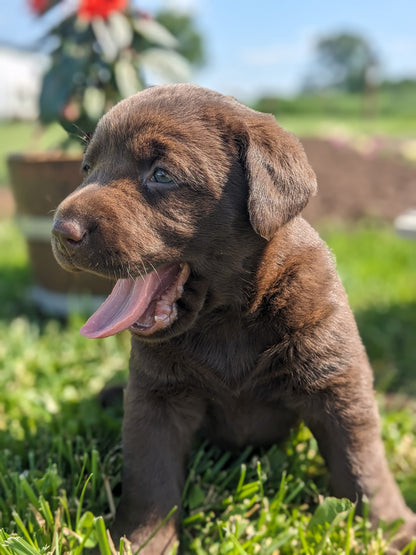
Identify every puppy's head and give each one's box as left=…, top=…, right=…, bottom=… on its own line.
left=52, top=84, right=316, bottom=341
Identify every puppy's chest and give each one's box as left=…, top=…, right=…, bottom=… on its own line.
left=173, top=319, right=277, bottom=393
left=138, top=314, right=293, bottom=397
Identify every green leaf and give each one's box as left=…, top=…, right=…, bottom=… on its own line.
left=91, top=19, right=118, bottom=62
left=222, top=530, right=249, bottom=554
left=308, top=496, right=353, bottom=531
left=11, top=512, right=37, bottom=549
left=139, top=48, right=191, bottom=82
left=83, top=87, right=106, bottom=122
left=38, top=496, right=54, bottom=530
left=18, top=475, right=38, bottom=507
left=3, top=535, right=40, bottom=555
left=108, top=12, right=133, bottom=50
left=76, top=511, right=97, bottom=548
left=115, top=59, right=144, bottom=99
left=39, top=58, right=85, bottom=123
left=187, top=484, right=205, bottom=511
left=93, top=517, right=112, bottom=555
left=307, top=497, right=354, bottom=555
left=133, top=18, right=178, bottom=49
left=77, top=511, right=95, bottom=531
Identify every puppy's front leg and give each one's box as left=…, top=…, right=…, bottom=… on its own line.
left=111, top=381, right=204, bottom=554
left=302, top=374, right=416, bottom=546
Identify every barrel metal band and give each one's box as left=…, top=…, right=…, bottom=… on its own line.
left=30, top=285, right=105, bottom=317
left=16, top=214, right=54, bottom=241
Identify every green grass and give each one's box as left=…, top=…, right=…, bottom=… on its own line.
left=253, top=90, right=416, bottom=138
left=0, top=219, right=415, bottom=554
left=323, top=223, right=416, bottom=394
left=278, top=114, right=416, bottom=139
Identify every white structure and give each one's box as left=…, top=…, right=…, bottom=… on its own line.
left=395, top=210, right=416, bottom=239
left=0, top=46, right=47, bottom=119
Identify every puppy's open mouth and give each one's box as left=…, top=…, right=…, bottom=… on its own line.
left=80, top=263, right=190, bottom=339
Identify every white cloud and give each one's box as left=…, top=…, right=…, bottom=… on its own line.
left=242, top=31, right=316, bottom=68
left=138, top=0, right=203, bottom=13
left=164, top=0, right=203, bottom=11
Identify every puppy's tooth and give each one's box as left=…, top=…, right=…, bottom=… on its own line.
left=155, top=308, right=170, bottom=322
left=159, top=302, right=172, bottom=314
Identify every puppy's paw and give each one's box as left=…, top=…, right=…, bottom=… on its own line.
left=109, top=522, right=178, bottom=555
left=388, top=516, right=416, bottom=554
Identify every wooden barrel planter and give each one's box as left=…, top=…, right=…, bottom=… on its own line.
left=7, top=153, right=112, bottom=316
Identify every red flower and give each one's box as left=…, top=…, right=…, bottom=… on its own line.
left=28, top=0, right=49, bottom=15
left=78, top=0, right=128, bottom=20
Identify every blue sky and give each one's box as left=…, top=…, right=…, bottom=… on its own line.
left=1, top=0, right=415, bottom=101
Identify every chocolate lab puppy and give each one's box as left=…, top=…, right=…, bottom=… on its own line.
left=51, top=84, right=416, bottom=552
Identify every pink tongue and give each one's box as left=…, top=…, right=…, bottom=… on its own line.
left=80, top=273, right=160, bottom=339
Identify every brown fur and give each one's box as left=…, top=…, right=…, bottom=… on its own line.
left=52, top=84, right=416, bottom=553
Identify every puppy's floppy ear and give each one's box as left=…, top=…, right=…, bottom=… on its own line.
left=242, top=114, right=317, bottom=240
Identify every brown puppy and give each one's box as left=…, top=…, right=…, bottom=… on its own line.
left=52, top=84, right=416, bottom=553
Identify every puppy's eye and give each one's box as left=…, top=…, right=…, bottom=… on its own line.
left=147, top=168, right=176, bottom=191
left=152, top=169, right=173, bottom=184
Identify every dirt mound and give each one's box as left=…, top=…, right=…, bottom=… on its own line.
left=302, top=138, right=416, bottom=226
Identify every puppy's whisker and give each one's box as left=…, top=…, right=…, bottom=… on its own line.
left=126, top=263, right=134, bottom=280
left=140, top=259, right=148, bottom=279
left=149, top=262, right=161, bottom=282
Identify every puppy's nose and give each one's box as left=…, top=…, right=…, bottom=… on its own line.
left=52, top=219, right=86, bottom=252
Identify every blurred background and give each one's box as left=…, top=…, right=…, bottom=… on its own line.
left=1, top=0, right=416, bottom=221
left=0, top=1, right=416, bottom=553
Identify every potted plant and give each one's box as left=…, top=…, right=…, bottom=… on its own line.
left=8, top=0, right=193, bottom=316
